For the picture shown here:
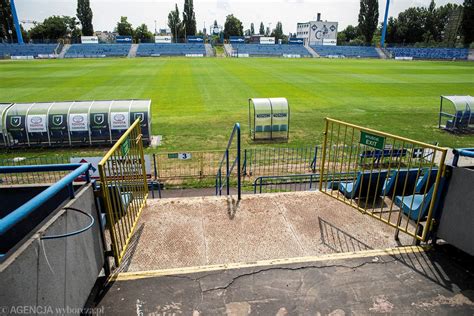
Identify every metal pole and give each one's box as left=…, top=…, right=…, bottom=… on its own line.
left=10, top=0, right=24, bottom=44
left=226, top=149, right=230, bottom=195
left=237, top=124, right=241, bottom=200
left=380, top=0, right=390, bottom=47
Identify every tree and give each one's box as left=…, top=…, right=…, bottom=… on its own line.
left=358, top=0, right=379, bottom=44
left=76, top=0, right=93, bottom=36
left=250, top=23, right=255, bottom=35
left=134, top=23, right=154, bottom=42
left=223, top=14, right=243, bottom=39
left=116, top=16, right=133, bottom=36
left=259, top=22, right=265, bottom=35
left=168, top=4, right=183, bottom=42
left=29, top=15, right=79, bottom=41
left=0, top=0, right=26, bottom=42
left=461, top=0, right=474, bottom=45
left=265, top=26, right=270, bottom=36
left=344, top=25, right=360, bottom=41
left=183, top=0, right=196, bottom=36
left=272, top=21, right=283, bottom=40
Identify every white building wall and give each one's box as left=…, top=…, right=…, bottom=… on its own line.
left=296, top=21, right=338, bottom=46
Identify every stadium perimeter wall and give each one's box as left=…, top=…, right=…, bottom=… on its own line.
left=0, top=185, right=103, bottom=314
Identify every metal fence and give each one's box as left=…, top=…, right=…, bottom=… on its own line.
left=319, top=118, right=447, bottom=242
left=0, top=156, right=70, bottom=185
left=242, top=146, right=320, bottom=178
left=98, top=119, right=149, bottom=266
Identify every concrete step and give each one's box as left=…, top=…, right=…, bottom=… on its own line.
left=95, top=244, right=474, bottom=315
left=305, top=45, right=319, bottom=57
left=223, top=44, right=233, bottom=57
left=205, top=43, right=215, bottom=57
left=375, top=47, right=389, bottom=59
left=58, top=44, right=71, bottom=58
left=128, top=43, right=139, bottom=58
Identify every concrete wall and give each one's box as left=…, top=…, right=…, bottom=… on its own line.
left=0, top=184, right=104, bottom=315
left=437, top=166, right=474, bottom=256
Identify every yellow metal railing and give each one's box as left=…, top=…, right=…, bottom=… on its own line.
left=319, top=118, right=447, bottom=242
left=98, top=119, right=149, bottom=265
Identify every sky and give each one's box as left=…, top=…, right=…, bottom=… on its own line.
left=16, top=0, right=464, bottom=34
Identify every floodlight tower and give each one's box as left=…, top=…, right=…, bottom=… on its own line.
left=380, top=0, right=390, bottom=47
left=10, top=0, right=24, bottom=44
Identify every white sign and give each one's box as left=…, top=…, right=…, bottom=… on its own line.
left=27, top=115, right=47, bottom=133
left=155, top=36, right=172, bottom=43
left=81, top=36, right=99, bottom=44
left=178, top=153, right=192, bottom=160
left=323, top=39, right=337, bottom=46
left=110, top=112, right=130, bottom=130
left=70, top=155, right=152, bottom=178
left=69, top=113, right=88, bottom=131
left=260, top=37, right=275, bottom=44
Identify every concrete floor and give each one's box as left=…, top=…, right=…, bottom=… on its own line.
left=96, top=245, right=474, bottom=315
left=119, top=191, right=413, bottom=272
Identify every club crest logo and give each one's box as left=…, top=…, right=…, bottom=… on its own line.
left=134, top=113, right=144, bottom=122
left=52, top=115, right=63, bottom=126
left=94, top=114, right=105, bottom=125
left=10, top=116, right=22, bottom=127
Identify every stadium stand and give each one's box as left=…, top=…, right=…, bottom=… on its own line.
left=136, top=43, right=206, bottom=57
left=65, top=44, right=131, bottom=58
left=230, top=44, right=312, bottom=57
left=311, top=45, right=379, bottom=58
left=386, top=47, right=469, bottom=60
left=0, top=43, right=57, bottom=58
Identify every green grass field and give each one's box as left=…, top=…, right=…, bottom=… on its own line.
left=0, top=57, right=473, bottom=157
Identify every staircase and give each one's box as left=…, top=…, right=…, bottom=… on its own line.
left=223, top=44, right=233, bottom=57
left=305, top=45, right=319, bottom=57
left=469, top=49, right=474, bottom=61
left=128, top=44, right=139, bottom=58
left=58, top=44, right=71, bottom=59
left=375, top=47, right=389, bottom=59
left=205, top=43, right=214, bottom=57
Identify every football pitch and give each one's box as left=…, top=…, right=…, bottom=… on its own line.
left=0, top=57, right=473, bottom=156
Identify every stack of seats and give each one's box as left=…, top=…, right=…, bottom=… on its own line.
left=311, top=45, right=379, bottom=58
left=231, top=44, right=311, bottom=57
left=0, top=44, right=57, bottom=57
left=136, top=43, right=206, bottom=56
left=65, top=44, right=131, bottom=58
left=386, top=47, right=469, bottom=60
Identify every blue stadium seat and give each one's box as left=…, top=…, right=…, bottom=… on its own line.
left=311, top=45, right=379, bottom=58
left=65, top=44, right=131, bottom=58
left=136, top=43, right=206, bottom=57
left=387, top=47, right=468, bottom=60
left=230, top=44, right=311, bottom=57
left=338, top=171, right=388, bottom=199
left=0, top=44, right=57, bottom=58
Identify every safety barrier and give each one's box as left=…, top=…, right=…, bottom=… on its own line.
left=98, top=118, right=148, bottom=265
left=0, top=157, right=71, bottom=185
left=216, top=123, right=241, bottom=200
left=243, top=146, right=320, bottom=177
left=319, top=118, right=447, bottom=242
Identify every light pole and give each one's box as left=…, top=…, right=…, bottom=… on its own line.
left=154, top=20, right=157, bottom=35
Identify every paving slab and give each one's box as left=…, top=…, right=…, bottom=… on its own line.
left=121, top=191, right=413, bottom=272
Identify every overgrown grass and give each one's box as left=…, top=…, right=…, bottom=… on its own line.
left=0, top=57, right=473, bottom=159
